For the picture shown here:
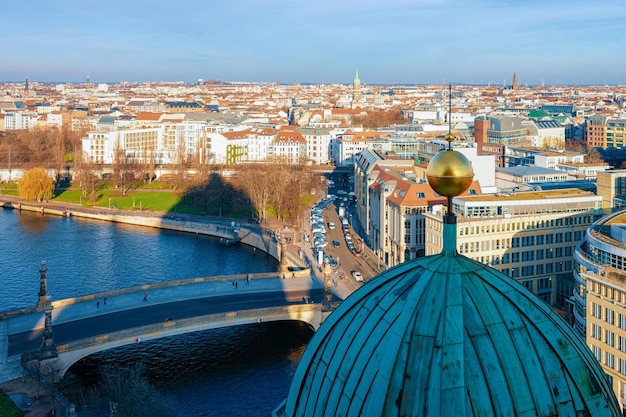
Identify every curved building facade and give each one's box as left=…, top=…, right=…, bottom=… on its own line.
left=574, top=209, right=626, bottom=411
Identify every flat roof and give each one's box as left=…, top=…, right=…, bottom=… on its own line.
left=456, top=188, right=596, bottom=203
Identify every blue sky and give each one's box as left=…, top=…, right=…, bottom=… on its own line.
left=2, top=0, right=626, bottom=85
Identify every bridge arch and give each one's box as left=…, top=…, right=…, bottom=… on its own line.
left=52, top=304, right=325, bottom=378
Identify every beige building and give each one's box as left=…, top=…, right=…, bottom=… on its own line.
left=369, top=165, right=481, bottom=267
left=597, top=169, right=626, bottom=211
left=425, top=189, right=604, bottom=305
left=574, top=210, right=626, bottom=411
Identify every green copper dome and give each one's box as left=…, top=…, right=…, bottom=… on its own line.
left=274, top=251, right=621, bottom=416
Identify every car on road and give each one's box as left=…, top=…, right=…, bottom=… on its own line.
left=332, top=240, right=340, bottom=248
left=351, top=271, right=363, bottom=282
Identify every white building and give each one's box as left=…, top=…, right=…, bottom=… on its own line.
left=4, top=111, right=39, bottom=130
left=298, top=127, right=332, bottom=165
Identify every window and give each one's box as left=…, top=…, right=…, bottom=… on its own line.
left=592, top=324, right=602, bottom=339
left=620, top=336, right=626, bottom=353
left=512, top=237, right=520, bottom=248
left=606, top=352, right=615, bottom=369
left=593, top=303, right=601, bottom=318
left=606, top=330, right=615, bottom=347
left=593, top=345, right=602, bottom=361
left=620, top=359, right=626, bottom=375
left=606, top=308, right=615, bottom=325
left=416, top=192, right=425, bottom=198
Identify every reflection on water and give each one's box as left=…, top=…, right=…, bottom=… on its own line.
left=0, top=209, right=277, bottom=310
left=67, top=321, right=313, bottom=417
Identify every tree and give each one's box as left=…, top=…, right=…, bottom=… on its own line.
left=237, top=164, right=274, bottom=220
left=112, top=140, right=141, bottom=195
left=18, top=168, right=54, bottom=201
left=75, top=363, right=178, bottom=417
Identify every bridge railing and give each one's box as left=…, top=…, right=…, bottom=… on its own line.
left=55, top=304, right=322, bottom=353
left=50, top=272, right=280, bottom=308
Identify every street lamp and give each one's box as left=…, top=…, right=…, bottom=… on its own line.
left=108, top=198, right=111, bottom=210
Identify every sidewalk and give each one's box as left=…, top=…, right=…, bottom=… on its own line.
left=51, top=274, right=322, bottom=326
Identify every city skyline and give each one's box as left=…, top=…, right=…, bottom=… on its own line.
left=2, top=0, right=626, bottom=86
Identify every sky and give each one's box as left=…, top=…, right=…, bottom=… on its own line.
left=2, top=0, right=626, bottom=86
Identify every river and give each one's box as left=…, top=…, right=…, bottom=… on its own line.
left=0, top=208, right=313, bottom=416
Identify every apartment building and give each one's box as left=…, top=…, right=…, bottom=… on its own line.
left=585, top=115, right=607, bottom=149
left=297, top=127, right=332, bottom=165
left=3, top=111, right=39, bottom=130
left=369, top=165, right=481, bottom=267
left=269, top=130, right=307, bottom=164
left=424, top=189, right=604, bottom=306
left=573, top=210, right=626, bottom=411
left=584, top=117, right=626, bottom=149
left=353, top=150, right=415, bottom=240
left=82, top=127, right=163, bottom=164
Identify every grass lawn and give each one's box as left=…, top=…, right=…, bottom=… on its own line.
left=0, top=183, right=19, bottom=197
left=53, top=187, right=182, bottom=213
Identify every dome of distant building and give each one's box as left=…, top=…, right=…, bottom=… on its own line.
left=273, top=251, right=621, bottom=416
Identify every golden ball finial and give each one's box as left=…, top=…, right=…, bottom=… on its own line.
left=426, top=149, right=474, bottom=197
left=445, top=132, right=456, bottom=143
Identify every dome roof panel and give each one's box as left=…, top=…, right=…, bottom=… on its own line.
left=278, top=252, right=621, bottom=417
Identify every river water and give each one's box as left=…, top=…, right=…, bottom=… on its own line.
left=0, top=209, right=313, bottom=416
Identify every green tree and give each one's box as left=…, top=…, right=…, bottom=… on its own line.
left=18, top=167, right=54, bottom=201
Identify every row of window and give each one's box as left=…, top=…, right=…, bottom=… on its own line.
left=499, top=261, right=571, bottom=278
left=590, top=282, right=626, bottom=307
left=592, top=344, right=626, bottom=375
left=462, top=246, right=573, bottom=262
left=459, top=217, right=589, bottom=234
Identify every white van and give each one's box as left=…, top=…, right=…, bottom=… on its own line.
left=328, top=222, right=335, bottom=230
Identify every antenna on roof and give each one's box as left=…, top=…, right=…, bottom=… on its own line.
left=448, top=84, right=452, bottom=151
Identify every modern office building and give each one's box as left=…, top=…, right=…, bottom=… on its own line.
left=573, top=210, right=626, bottom=411
left=424, top=189, right=604, bottom=306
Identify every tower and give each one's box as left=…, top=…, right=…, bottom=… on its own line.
left=24, top=77, right=29, bottom=98
left=512, top=72, right=518, bottom=90
left=351, top=69, right=362, bottom=109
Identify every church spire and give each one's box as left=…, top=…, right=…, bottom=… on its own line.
left=351, top=69, right=362, bottom=109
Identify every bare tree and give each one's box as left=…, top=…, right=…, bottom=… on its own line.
left=75, top=159, right=102, bottom=203
left=237, top=164, right=274, bottom=220
left=112, top=140, right=140, bottom=195
left=50, top=128, right=68, bottom=183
